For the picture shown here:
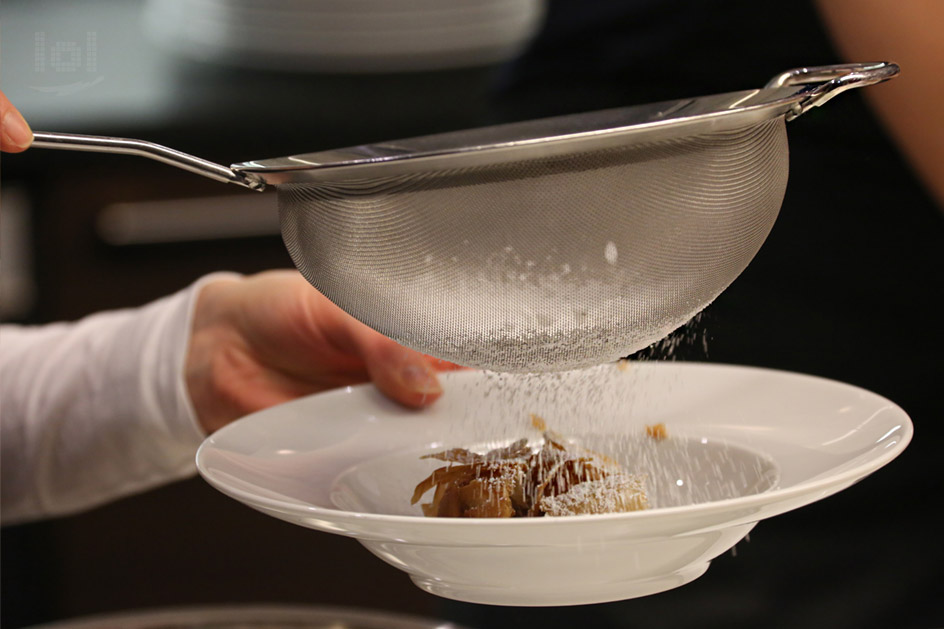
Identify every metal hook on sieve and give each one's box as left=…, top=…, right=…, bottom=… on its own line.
left=766, top=62, right=900, bottom=121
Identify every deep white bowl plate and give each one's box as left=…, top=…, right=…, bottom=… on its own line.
left=196, top=362, right=911, bottom=606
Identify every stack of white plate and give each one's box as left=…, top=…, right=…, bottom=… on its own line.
left=143, top=0, right=547, bottom=73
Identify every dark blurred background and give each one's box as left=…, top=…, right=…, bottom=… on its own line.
left=2, top=0, right=941, bottom=627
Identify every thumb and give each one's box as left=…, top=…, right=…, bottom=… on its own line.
left=1, top=91, right=33, bottom=153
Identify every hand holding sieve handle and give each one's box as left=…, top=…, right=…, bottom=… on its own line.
left=29, top=131, right=266, bottom=191
left=766, top=61, right=900, bottom=120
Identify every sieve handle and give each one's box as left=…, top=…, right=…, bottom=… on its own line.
left=765, top=62, right=900, bottom=121
left=29, top=131, right=267, bottom=191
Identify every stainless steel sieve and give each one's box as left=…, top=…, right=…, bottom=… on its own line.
left=30, top=62, right=898, bottom=372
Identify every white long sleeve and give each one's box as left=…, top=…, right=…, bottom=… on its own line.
left=0, top=276, right=227, bottom=525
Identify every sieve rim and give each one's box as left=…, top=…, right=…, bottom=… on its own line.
left=233, top=86, right=808, bottom=184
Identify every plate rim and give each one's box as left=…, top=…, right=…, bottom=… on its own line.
left=196, top=361, right=912, bottom=529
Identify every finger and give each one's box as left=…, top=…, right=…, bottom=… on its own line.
left=352, top=332, right=445, bottom=409
left=1, top=91, right=33, bottom=152
left=267, top=269, right=450, bottom=406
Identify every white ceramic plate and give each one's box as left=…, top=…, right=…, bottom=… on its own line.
left=196, top=362, right=911, bottom=606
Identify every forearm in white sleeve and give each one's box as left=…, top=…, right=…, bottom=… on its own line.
left=0, top=274, right=232, bottom=525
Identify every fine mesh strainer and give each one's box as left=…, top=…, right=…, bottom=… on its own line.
left=30, top=62, right=898, bottom=372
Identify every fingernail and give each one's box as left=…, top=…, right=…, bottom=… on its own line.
left=2, top=109, right=34, bottom=150
left=399, top=364, right=443, bottom=395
